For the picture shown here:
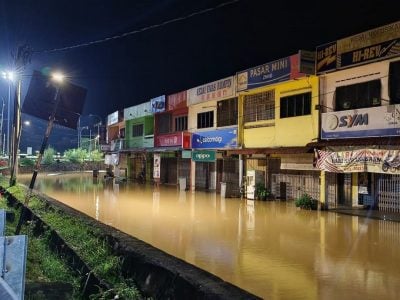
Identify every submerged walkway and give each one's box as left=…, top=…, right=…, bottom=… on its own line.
left=332, top=207, right=400, bottom=222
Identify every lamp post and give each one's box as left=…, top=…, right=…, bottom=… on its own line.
left=16, top=71, right=64, bottom=234
left=79, top=126, right=88, bottom=149
left=89, top=114, right=102, bottom=150
left=1, top=71, right=13, bottom=159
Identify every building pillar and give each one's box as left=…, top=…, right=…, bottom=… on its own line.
left=190, top=159, right=196, bottom=191
left=320, top=170, right=327, bottom=209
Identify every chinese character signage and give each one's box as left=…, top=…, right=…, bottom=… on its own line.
left=187, top=76, right=235, bottom=105
left=191, top=127, right=237, bottom=149
left=167, top=91, right=187, bottom=110
left=155, top=132, right=182, bottom=147
left=321, top=105, right=400, bottom=139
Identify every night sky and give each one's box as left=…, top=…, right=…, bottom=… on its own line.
left=0, top=0, right=399, bottom=152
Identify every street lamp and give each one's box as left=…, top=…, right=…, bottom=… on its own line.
left=89, top=114, right=102, bottom=150
left=79, top=126, right=89, bottom=148
left=1, top=70, right=14, bottom=158
left=16, top=71, right=65, bottom=234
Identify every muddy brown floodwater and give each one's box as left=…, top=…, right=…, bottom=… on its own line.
left=19, top=172, right=400, bottom=299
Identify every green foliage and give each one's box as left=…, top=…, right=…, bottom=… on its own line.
left=64, top=148, right=88, bottom=163
left=90, top=149, right=104, bottom=162
left=20, top=157, right=35, bottom=167
left=295, top=193, right=318, bottom=210
left=1, top=181, right=141, bottom=299
left=42, top=147, right=56, bottom=165
left=256, top=182, right=269, bottom=200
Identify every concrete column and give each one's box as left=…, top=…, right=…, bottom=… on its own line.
left=190, top=159, right=196, bottom=191
left=319, top=170, right=326, bottom=209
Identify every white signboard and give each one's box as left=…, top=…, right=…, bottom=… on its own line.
left=107, top=111, right=119, bottom=126
left=153, top=153, right=160, bottom=179
left=187, top=76, right=235, bottom=106
left=321, top=104, right=400, bottom=139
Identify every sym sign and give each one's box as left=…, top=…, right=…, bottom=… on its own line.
left=321, top=105, right=400, bottom=139
left=191, top=127, right=237, bottom=149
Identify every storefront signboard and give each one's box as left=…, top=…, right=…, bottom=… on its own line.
left=192, top=150, right=216, bottom=162
left=191, top=127, right=237, bottom=149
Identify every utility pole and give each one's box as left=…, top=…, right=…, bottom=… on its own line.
left=9, top=45, right=32, bottom=186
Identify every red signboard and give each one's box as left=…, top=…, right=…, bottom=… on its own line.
left=167, top=91, right=187, bottom=111
left=156, top=132, right=182, bottom=147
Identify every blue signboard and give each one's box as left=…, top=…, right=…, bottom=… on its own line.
left=315, top=41, right=337, bottom=74
left=237, top=56, right=292, bottom=91
left=192, top=127, right=237, bottom=149
left=150, top=95, right=166, bottom=113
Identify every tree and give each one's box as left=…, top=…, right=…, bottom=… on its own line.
left=42, top=146, right=56, bottom=165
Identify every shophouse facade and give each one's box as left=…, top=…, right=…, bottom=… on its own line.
left=123, top=101, right=154, bottom=182
left=153, top=92, right=191, bottom=187
left=233, top=51, right=319, bottom=200
left=315, top=20, right=400, bottom=211
left=105, top=110, right=126, bottom=178
left=187, top=76, right=239, bottom=194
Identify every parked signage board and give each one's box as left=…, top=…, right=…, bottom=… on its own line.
left=153, top=153, right=160, bottom=179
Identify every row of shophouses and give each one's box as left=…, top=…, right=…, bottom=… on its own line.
left=103, top=20, right=400, bottom=212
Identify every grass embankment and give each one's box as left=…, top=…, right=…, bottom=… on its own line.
left=0, top=176, right=142, bottom=299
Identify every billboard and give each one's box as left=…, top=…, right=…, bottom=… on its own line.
left=316, top=21, right=400, bottom=73
left=237, top=50, right=315, bottom=91
left=316, top=149, right=400, bottom=174
left=321, top=105, right=400, bottom=139
left=22, top=70, right=86, bottom=129
left=187, top=76, right=235, bottom=105
left=191, top=127, right=237, bottom=149
left=150, top=95, right=166, bottom=113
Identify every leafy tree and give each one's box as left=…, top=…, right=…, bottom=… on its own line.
left=42, top=147, right=56, bottom=165
left=90, top=149, right=104, bottom=162
left=64, top=148, right=87, bottom=163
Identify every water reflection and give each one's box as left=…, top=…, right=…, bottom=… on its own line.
left=20, top=173, right=400, bottom=300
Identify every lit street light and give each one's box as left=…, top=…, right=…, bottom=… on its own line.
left=16, top=71, right=65, bottom=234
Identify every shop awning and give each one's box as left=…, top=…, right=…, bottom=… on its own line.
left=226, top=146, right=313, bottom=155
left=307, top=137, right=400, bottom=148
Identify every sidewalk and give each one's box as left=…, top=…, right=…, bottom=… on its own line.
left=331, top=207, right=400, bottom=222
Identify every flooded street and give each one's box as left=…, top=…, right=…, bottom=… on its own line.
left=20, top=172, right=400, bottom=299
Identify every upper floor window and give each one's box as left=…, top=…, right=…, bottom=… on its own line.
left=174, top=115, right=188, bottom=132
left=335, top=79, right=381, bottom=111
left=244, top=90, right=275, bottom=122
left=158, top=113, right=171, bottom=134
left=280, top=92, right=311, bottom=118
left=132, top=124, right=143, bottom=137
left=197, top=111, right=214, bottom=129
left=217, top=97, right=238, bottom=127
left=389, top=61, right=400, bottom=104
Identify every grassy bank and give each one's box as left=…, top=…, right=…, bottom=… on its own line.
left=0, top=176, right=142, bottom=299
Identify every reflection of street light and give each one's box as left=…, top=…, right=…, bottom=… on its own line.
left=23, top=120, right=30, bottom=126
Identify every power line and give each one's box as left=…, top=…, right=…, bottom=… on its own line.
left=36, top=0, right=240, bottom=54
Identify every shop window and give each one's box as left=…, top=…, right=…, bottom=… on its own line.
left=197, top=111, right=214, bottom=129
left=174, top=115, right=188, bottom=132
left=158, top=113, right=171, bottom=134
left=119, top=128, right=125, bottom=138
left=132, top=124, right=144, bottom=137
left=280, top=92, right=311, bottom=118
left=335, top=79, right=381, bottom=111
left=244, top=90, right=275, bottom=122
left=389, top=60, right=400, bottom=104
left=217, top=97, right=238, bottom=127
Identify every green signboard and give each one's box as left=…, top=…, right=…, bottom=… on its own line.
left=192, top=150, right=216, bottom=162
left=182, top=150, right=192, bottom=159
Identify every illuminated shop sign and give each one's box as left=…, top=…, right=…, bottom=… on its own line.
left=191, top=127, right=237, bottom=149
